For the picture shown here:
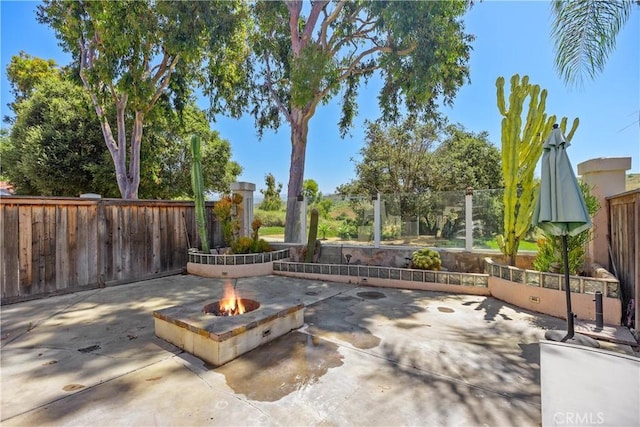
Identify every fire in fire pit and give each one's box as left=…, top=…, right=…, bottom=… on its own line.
left=203, top=283, right=260, bottom=316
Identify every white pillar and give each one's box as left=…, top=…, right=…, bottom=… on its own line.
left=373, top=193, right=381, bottom=248
left=465, top=187, right=473, bottom=251
left=577, top=158, right=631, bottom=267
left=230, top=182, right=255, bottom=238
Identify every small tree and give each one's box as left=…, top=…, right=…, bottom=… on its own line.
left=259, top=173, right=283, bottom=211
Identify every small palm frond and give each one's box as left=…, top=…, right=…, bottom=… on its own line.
left=551, top=0, right=634, bottom=87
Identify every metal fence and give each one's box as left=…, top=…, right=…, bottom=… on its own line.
left=288, top=189, right=513, bottom=251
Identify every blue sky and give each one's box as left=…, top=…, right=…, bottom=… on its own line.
left=1, top=1, right=638, bottom=195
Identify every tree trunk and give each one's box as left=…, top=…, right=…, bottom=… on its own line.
left=284, top=109, right=310, bottom=243
left=110, top=107, right=143, bottom=199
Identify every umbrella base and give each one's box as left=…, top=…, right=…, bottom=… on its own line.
left=544, top=330, right=600, bottom=348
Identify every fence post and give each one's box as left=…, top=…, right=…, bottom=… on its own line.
left=373, top=193, right=381, bottom=248
left=465, top=187, right=473, bottom=251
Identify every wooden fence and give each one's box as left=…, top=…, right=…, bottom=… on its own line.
left=1, top=197, right=221, bottom=303
left=607, top=189, right=639, bottom=327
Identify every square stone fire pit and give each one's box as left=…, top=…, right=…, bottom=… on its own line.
left=154, top=299, right=304, bottom=366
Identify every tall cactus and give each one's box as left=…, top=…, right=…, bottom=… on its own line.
left=305, top=208, right=319, bottom=263
left=190, top=135, right=210, bottom=253
left=496, top=74, right=578, bottom=265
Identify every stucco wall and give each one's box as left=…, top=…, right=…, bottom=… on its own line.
left=488, top=276, right=621, bottom=325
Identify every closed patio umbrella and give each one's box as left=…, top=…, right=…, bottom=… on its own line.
left=532, top=124, right=597, bottom=346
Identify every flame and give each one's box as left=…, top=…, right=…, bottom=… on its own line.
left=219, top=282, right=246, bottom=316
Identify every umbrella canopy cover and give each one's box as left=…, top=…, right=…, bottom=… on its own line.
left=533, top=126, right=591, bottom=237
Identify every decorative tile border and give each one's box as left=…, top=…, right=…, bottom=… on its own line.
left=484, top=258, right=620, bottom=298
left=188, top=248, right=289, bottom=266
left=273, top=261, right=489, bottom=287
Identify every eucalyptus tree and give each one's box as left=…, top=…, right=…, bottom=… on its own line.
left=37, top=0, right=249, bottom=199
left=244, top=1, right=473, bottom=242
left=551, top=0, right=636, bottom=87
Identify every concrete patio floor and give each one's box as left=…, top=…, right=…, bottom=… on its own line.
left=0, top=274, right=635, bottom=426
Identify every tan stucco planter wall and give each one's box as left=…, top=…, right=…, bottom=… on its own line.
left=187, top=261, right=277, bottom=279
left=488, top=276, right=621, bottom=325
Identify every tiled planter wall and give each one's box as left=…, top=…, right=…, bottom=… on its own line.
left=188, top=248, right=289, bottom=267
left=187, top=249, right=289, bottom=278
left=273, top=261, right=489, bottom=288
left=484, top=258, right=620, bottom=298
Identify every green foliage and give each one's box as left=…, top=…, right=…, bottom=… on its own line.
left=411, top=248, right=442, bottom=271
left=136, top=103, right=242, bottom=199
left=305, top=208, right=319, bottom=263
left=430, top=125, right=503, bottom=191
left=495, top=74, right=579, bottom=265
left=382, top=220, right=401, bottom=240
left=231, top=219, right=272, bottom=254
left=3, top=77, right=106, bottom=196
left=190, top=135, right=209, bottom=253
left=259, top=173, right=283, bottom=211
left=533, top=181, right=600, bottom=274
left=337, top=220, right=358, bottom=240
left=214, top=194, right=243, bottom=247
left=303, top=179, right=320, bottom=204
left=5, top=51, right=61, bottom=115
left=315, top=198, right=334, bottom=220
left=339, top=116, right=438, bottom=197
left=253, top=209, right=286, bottom=227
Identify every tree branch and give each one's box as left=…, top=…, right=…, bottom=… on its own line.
left=320, top=1, right=351, bottom=49
left=303, top=0, right=329, bottom=44
left=264, top=51, right=291, bottom=123
left=147, top=54, right=179, bottom=111
left=285, top=0, right=302, bottom=54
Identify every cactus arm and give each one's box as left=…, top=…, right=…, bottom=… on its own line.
left=190, top=135, right=210, bottom=253
left=566, top=118, right=580, bottom=142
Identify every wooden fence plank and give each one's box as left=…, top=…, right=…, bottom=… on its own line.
left=44, top=206, right=56, bottom=293
left=18, top=205, right=32, bottom=290
left=2, top=205, right=20, bottom=299
left=104, top=205, right=114, bottom=281
left=55, top=206, right=69, bottom=290
left=67, top=205, right=79, bottom=288
left=76, top=205, right=90, bottom=288
left=32, top=205, right=45, bottom=295
left=86, top=204, right=98, bottom=286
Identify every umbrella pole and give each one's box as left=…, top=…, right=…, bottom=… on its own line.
left=561, top=234, right=575, bottom=341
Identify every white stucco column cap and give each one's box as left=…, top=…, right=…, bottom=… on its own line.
left=577, top=157, right=631, bottom=175
left=230, top=182, right=256, bottom=191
